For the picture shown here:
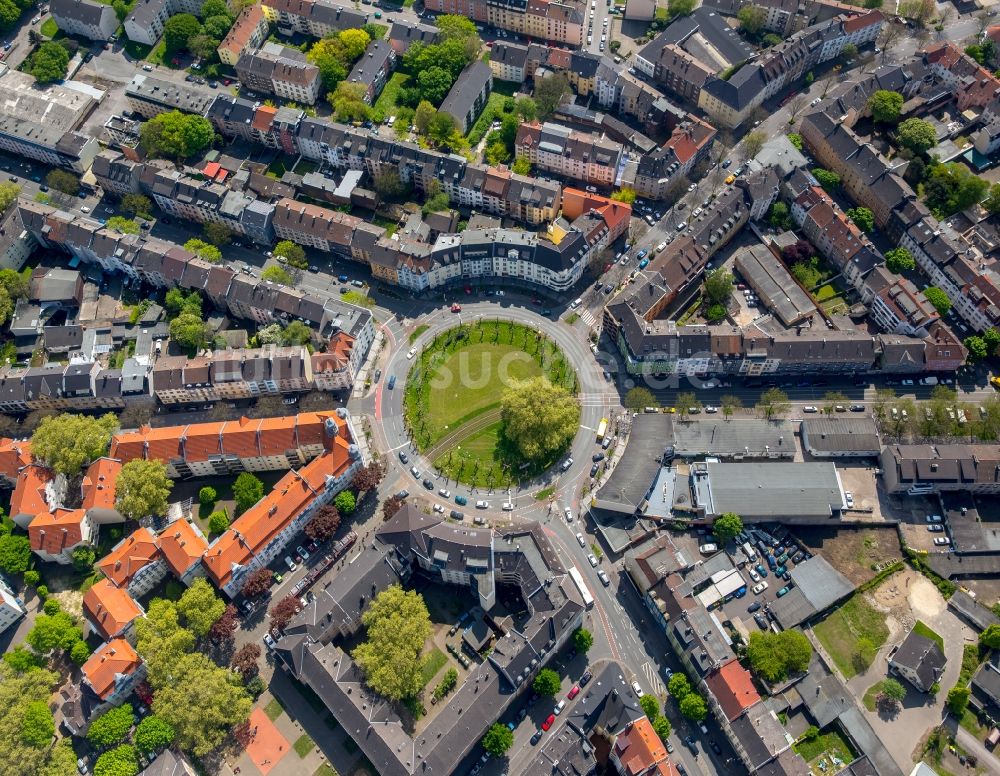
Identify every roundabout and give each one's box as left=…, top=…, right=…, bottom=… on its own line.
left=373, top=301, right=614, bottom=522
left=402, top=320, right=579, bottom=489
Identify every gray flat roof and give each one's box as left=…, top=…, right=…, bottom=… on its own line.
left=801, top=418, right=881, bottom=454
left=770, top=555, right=855, bottom=629
left=594, top=414, right=673, bottom=514
left=734, top=244, right=816, bottom=326
left=692, top=462, right=844, bottom=521
left=671, top=418, right=795, bottom=459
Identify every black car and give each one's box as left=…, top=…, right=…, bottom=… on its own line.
left=449, top=510, right=464, bottom=520
left=398, top=451, right=409, bottom=464
left=684, top=735, right=698, bottom=755
left=753, top=613, right=768, bottom=629
left=422, top=479, right=434, bottom=490
left=747, top=601, right=761, bottom=613
left=395, top=489, right=409, bottom=500
left=709, top=741, right=723, bottom=756
left=580, top=670, right=593, bottom=687
left=590, top=463, right=600, bottom=477
left=592, top=453, right=605, bottom=462
left=850, top=404, right=865, bottom=412
left=530, top=729, right=543, bottom=745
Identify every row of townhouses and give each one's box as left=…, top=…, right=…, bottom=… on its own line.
left=424, top=0, right=585, bottom=47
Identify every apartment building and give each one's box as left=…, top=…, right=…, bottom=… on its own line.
left=388, top=20, right=439, bottom=54
left=83, top=578, right=145, bottom=642
left=610, top=718, right=681, bottom=776
left=439, top=61, right=493, bottom=134
left=235, top=42, right=323, bottom=105
left=124, top=0, right=204, bottom=46
left=218, top=4, right=270, bottom=66
left=50, top=0, right=118, bottom=40
left=262, top=0, right=368, bottom=38
left=125, top=73, right=219, bottom=119
left=424, top=0, right=583, bottom=46
left=0, top=577, right=25, bottom=635
left=515, top=121, right=622, bottom=187
left=78, top=640, right=147, bottom=722
left=346, top=39, right=397, bottom=104
left=867, top=269, right=940, bottom=338
left=489, top=41, right=531, bottom=82
left=98, top=527, right=169, bottom=600
left=628, top=117, right=716, bottom=200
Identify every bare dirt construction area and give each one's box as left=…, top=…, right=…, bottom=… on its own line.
left=793, top=526, right=902, bottom=586
left=869, top=566, right=944, bottom=637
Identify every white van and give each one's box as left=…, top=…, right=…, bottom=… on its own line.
left=284, top=555, right=297, bottom=572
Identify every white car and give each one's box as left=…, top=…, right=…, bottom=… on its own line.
left=926, top=514, right=942, bottom=523
left=704, top=406, right=719, bottom=413
left=564, top=507, right=574, bottom=523
left=752, top=581, right=768, bottom=595
left=803, top=405, right=819, bottom=413
left=749, top=568, right=761, bottom=582
left=576, top=532, right=586, bottom=547
left=554, top=699, right=566, bottom=715
left=438, top=488, right=451, bottom=498
left=433, top=504, right=445, bottom=513
left=933, top=537, right=950, bottom=546
left=844, top=491, right=854, bottom=509
left=475, top=500, right=490, bottom=509
left=631, top=681, right=644, bottom=698
left=587, top=553, right=598, bottom=567
left=501, top=502, right=514, bottom=511
left=406, top=347, right=417, bottom=360
left=699, top=543, right=718, bottom=554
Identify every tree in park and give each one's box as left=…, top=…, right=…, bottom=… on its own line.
left=115, top=459, right=172, bottom=520
left=334, top=489, right=357, bottom=515
left=240, top=567, right=274, bottom=598
left=923, top=286, right=951, bottom=316
left=501, top=376, right=580, bottom=464
left=31, top=412, right=118, bottom=476
left=417, top=66, right=453, bottom=104
left=846, top=206, right=874, bottom=234
left=4, top=646, right=43, bottom=673
left=667, top=672, right=691, bottom=699
left=481, top=722, right=514, bottom=756
left=746, top=630, right=812, bottom=681
left=713, top=512, right=743, bottom=542
left=70, top=639, right=91, bottom=665
left=352, top=585, right=432, bottom=701
left=87, top=704, right=135, bottom=749
left=414, top=100, right=436, bottom=134
left=703, top=267, right=733, bottom=306
left=679, top=693, right=708, bottom=721
left=878, top=678, right=907, bottom=709
left=980, top=624, right=1000, bottom=649
left=812, top=168, right=840, bottom=193
left=624, top=387, right=656, bottom=411
left=533, top=667, right=561, bottom=696
left=233, top=472, right=264, bottom=514
left=896, top=118, right=937, bottom=155
left=177, top=578, right=226, bottom=638
left=136, top=601, right=197, bottom=689
left=756, top=387, right=791, bottom=420
left=947, top=685, right=970, bottom=715
left=273, top=240, right=306, bottom=268
left=304, top=504, right=341, bottom=541
left=868, top=90, right=903, bottom=123
left=231, top=643, right=262, bottom=680
left=27, top=42, right=69, bottom=83
left=45, top=170, right=79, bottom=196
left=163, top=13, right=201, bottom=53
left=572, top=627, right=594, bottom=653
left=885, top=247, right=915, bottom=273
left=0, top=663, right=81, bottom=773
left=640, top=694, right=660, bottom=720
left=269, top=595, right=301, bottom=633
left=0, top=534, right=31, bottom=574
left=134, top=715, right=175, bottom=754
left=23, top=570, right=39, bottom=587
left=207, top=511, right=229, bottom=535
left=535, top=73, right=570, bottom=118
left=140, top=111, right=214, bottom=160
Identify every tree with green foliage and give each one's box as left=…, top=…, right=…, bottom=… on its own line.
left=985, top=183, right=1000, bottom=216
left=273, top=240, right=307, bottom=268
left=177, top=578, right=226, bottom=638
left=885, top=247, right=915, bottom=273
left=572, top=627, right=594, bottom=654
left=485, top=141, right=510, bottom=166
left=169, top=312, right=211, bottom=352
left=163, top=13, right=201, bottom=53
left=651, top=714, right=672, bottom=741
left=679, top=693, right=708, bottom=720
left=23, top=570, right=39, bottom=587
left=199, top=0, right=229, bottom=18
left=481, top=722, right=514, bottom=756
left=667, top=672, right=691, bottom=699
left=71, top=545, right=95, bottom=572
left=3, top=646, right=43, bottom=673
left=668, top=0, right=695, bottom=16
left=106, top=216, right=139, bottom=235
left=786, top=133, right=803, bottom=151
left=31, top=412, right=117, bottom=476
left=923, top=286, right=951, bottom=316
left=923, top=161, right=989, bottom=218
left=743, top=130, right=766, bottom=159
left=207, top=511, right=229, bottom=534
left=70, top=639, right=91, bottom=665
left=624, top=387, right=656, bottom=411
left=981, top=624, right=1000, bottom=649
left=966, top=335, right=988, bottom=361
left=94, top=744, right=139, bottom=776
left=703, top=267, right=733, bottom=306
left=533, top=667, right=561, bottom=696
left=868, top=89, right=903, bottom=123
left=88, top=704, right=135, bottom=749
left=746, top=630, right=812, bottom=681
left=713, top=512, right=743, bottom=542
left=183, top=238, right=222, bottom=263
left=535, top=73, right=570, bottom=118
left=140, top=111, right=214, bottom=160
left=737, top=4, right=766, bottom=34
left=307, top=37, right=350, bottom=91
left=947, top=685, right=970, bottom=715
left=164, top=287, right=202, bottom=318
left=260, top=265, right=293, bottom=286
left=20, top=700, right=54, bottom=748
left=0, top=663, right=78, bottom=774
left=27, top=42, right=69, bottom=83
left=611, top=187, right=637, bottom=204
left=0, top=534, right=31, bottom=575
left=233, top=472, right=264, bottom=514
left=416, top=66, right=453, bottom=105
left=198, top=486, right=216, bottom=506
left=136, top=599, right=196, bottom=687
left=512, top=157, right=531, bottom=176
left=115, top=459, right=172, bottom=521
left=45, top=170, right=79, bottom=196
left=879, top=678, right=907, bottom=708
left=846, top=206, right=874, bottom=234
left=501, top=376, right=580, bottom=464
left=756, top=387, right=791, bottom=420
left=640, top=694, right=660, bottom=719
left=330, top=81, right=371, bottom=123
left=769, top=201, right=792, bottom=230
left=120, top=194, right=153, bottom=218
left=0, top=181, right=20, bottom=214
left=812, top=168, right=841, bottom=193
left=201, top=222, right=233, bottom=247
left=351, top=585, right=432, bottom=701
left=26, top=612, right=81, bottom=656
left=896, top=118, right=937, bottom=155
left=334, top=489, right=356, bottom=514
left=0, top=0, right=20, bottom=31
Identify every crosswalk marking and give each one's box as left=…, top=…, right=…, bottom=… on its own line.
left=577, top=308, right=597, bottom=326
left=642, top=661, right=666, bottom=695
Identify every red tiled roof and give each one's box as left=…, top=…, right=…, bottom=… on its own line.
left=82, top=639, right=141, bottom=700
left=98, top=527, right=161, bottom=588
left=159, top=519, right=208, bottom=577
left=81, top=457, right=121, bottom=512
left=842, top=9, right=882, bottom=33
left=11, top=463, right=52, bottom=519
left=251, top=105, right=277, bottom=132
left=28, top=507, right=86, bottom=556
left=614, top=718, right=669, bottom=776
left=83, top=579, right=142, bottom=640
left=0, top=438, right=32, bottom=480
left=704, top=659, right=761, bottom=721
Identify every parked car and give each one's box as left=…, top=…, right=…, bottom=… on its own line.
left=476, top=500, right=490, bottom=509
left=927, top=524, right=944, bottom=532
left=542, top=714, right=555, bottom=731
left=747, top=601, right=762, bottom=613
left=554, top=699, right=566, bottom=715
left=699, top=543, right=717, bottom=554
left=631, top=681, right=644, bottom=697
left=398, top=451, right=408, bottom=463
left=933, top=537, right=950, bottom=546
left=423, top=479, right=434, bottom=490
left=752, top=581, right=768, bottom=595
left=587, top=553, right=598, bottom=567
left=598, top=569, right=611, bottom=586
left=450, top=510, right=464, bottom=520
left=580, top=671, right=593, bottom=686
left=567, top=685, right=580, bottom=700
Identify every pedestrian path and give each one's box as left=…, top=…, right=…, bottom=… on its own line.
left=576, top=308, right=598, bottom=327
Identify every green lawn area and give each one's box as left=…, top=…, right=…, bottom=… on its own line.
left=466, top=81, right=520, bottom=145
left=813, top=593, right=890, bottom=679
left=145, top=40, right=168, bottom=66
left=40, top=17, right=58, bottom=37
left=264, top=698, right=284, bottom=721
left=408, top=324, right=429, bottom=345
left=862, top=680, right=887, bottom=712
left=313, top=765, right=339, bottom=776
left=535, top=486, right=555, bottom=501
left=372, top=72, right=410, bottom=118
left=293, top=733, right=316, bottom=758
left=434, top=421, right=512, bottom=488
left=794, top=728, right=857, bottom=772
left=960, top=707, right=988, bottom=737
left=419, top=647, right=448, bottom=688
left=912, top=620, right=944, bottom=652
left=815, top=284, right=838, bottom=302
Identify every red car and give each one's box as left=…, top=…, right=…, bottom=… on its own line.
left=542, top=714, right=556, bottom=731
left=451, top=303, right=461, bottom=313
left=567, top=685, right=580, bottom=700
left=464, top=285, right=472, bottom=295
